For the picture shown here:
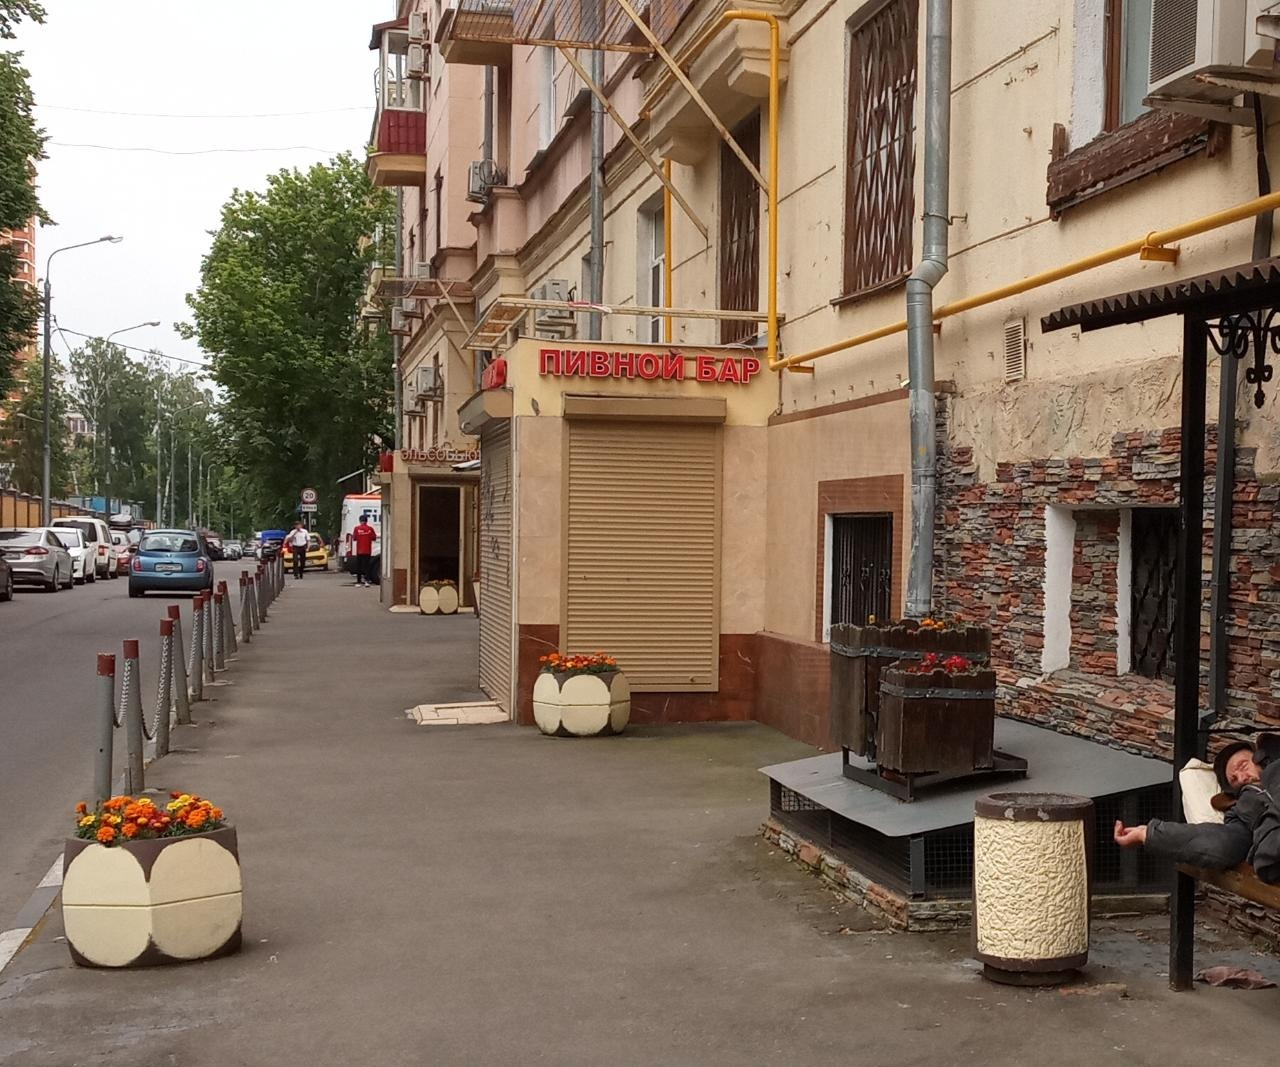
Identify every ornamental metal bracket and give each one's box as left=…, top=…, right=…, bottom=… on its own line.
left=1206, top=307, right=1279, bottom=409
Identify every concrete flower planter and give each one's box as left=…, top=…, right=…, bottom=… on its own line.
left=419, top=582, right=460, bottom=615
left=61, top=827, right=243, bottom=968
left=532, top=669, right=631, bottom=737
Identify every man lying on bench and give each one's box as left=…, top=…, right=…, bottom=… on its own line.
left=1113, top=736, right=1280, bottom=884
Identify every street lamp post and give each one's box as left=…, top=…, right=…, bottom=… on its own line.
left=41, top=235, right=123, bottom=525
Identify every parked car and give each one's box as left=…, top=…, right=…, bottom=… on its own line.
left=47, top=526, right=93, bottom=584
left=0, top=552, right=12, bottom=602
left=259, top=530, right=285, bottom=560
left=51, top=516, right=113, bottom=579
left=205, top=535, right=225, bottom=561
left=0, top=528, right=74, bottom=591
left=128, top=529, right=215, bottom=597
left=281, top=532, right=330, bottom=572
left=110, top=531, right=132, bottom=576
left=224, top=540, right=243, bottom=560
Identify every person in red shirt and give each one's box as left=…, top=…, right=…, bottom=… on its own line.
left=351, top=515, right=377, bottom=587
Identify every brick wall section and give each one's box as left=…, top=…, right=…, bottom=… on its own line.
left=933, top=397, right=1280, bottom=757
left=1069, top=510, right=1120, bottom=673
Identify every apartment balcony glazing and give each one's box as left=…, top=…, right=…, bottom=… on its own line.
left=368, top=20, right=427, bottom=188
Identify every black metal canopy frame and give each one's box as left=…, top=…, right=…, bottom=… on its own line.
left=1043, top=257, right=1280, bottom=992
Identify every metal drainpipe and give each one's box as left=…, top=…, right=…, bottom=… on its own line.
left=483, top=66, right=495, bottom=167
left=904, top=0, right=953, bottom=619
left=587, top=49, right=605, bottom=340
left=1207, top=92, right=1272, bottom=737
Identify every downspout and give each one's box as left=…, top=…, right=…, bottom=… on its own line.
left=663, top=159, right=674, bottom=343
left=1208, top=92, right=1272, bottom=735
left=483, top=66, right=495, bottom=169
left=587, top=49, right=605, bottom=340
left=390, top=187, right=404, bottom=604
left=904, top=0, right=952, bottom=619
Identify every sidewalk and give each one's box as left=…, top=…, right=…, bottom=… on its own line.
left=2, top=571, right=1279, bottom=1065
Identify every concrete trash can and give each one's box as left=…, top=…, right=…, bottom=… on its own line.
left=973, top=792, right=1094, bottom=986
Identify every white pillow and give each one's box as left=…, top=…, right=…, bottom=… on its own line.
left=1180, top=759, right=1224, bottom=825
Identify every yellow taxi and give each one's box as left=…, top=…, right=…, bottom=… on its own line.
left=282, top=533, right=330, bottom=571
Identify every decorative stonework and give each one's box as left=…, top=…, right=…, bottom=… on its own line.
left=61, top=828, right=242, bottom=968
left=532, top=670, right=631, bottom=737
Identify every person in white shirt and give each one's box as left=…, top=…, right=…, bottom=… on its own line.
left=287, top=522, right=310, bottom=580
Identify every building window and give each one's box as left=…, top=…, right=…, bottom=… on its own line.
left=1105, top=0, right=1152, bottom=130
left=638, top=197, right=665, bottom=342
left=827, top=514, right=893, bottom=635
left=842, top=0, right=917, bottom=299
left=718, top=112, right=760, bottom=345
left=539, top=47, right=557, bottom=149
left=433, top=171, right=443, bottom=255
left=1130, top=507, right=1178, bottom=682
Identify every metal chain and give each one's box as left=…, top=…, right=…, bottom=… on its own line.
left=142, top=637, right=171, bottom=742
left=114, top=663, right=129, bottom=728
left=187, top=610, right=200, bottom=677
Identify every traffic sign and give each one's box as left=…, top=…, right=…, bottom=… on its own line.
left=298, top=503, right=318, bottom=513
left=300, top=487, right=318, bottom=505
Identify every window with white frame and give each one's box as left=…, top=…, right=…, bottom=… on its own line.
left=539, top=47, right=557, bottom=149
left=1105, top=0, right=1152, bottom=130
left=637, top=196, right=664, bottom=342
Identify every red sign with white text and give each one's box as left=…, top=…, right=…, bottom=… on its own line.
left=537, top=348, right=762, bottom=385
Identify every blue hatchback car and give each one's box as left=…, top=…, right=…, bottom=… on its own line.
left=128, top=529, right=215, bottom=598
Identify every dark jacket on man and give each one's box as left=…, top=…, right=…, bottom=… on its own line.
left=1144, top=758, right=1280, bottom=883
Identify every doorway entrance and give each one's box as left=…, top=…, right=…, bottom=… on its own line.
left=416, top=485, right=461, bottom=590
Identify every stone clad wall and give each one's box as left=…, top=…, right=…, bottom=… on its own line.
left=933, top=397, right=1280, bottom=756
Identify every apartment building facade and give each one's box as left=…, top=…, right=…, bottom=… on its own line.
left=1, top=215, right=37, bottom=416
left=371, top=0, right=1280, bottom=752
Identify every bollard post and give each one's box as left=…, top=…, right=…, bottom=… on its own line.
left=220, top=580, right=238, bottom=656
left=94, top=653, right=116, bottom=805
left=239, top=574, right=253, bottom=644
left=155, top=618, right=175, bottom=759
left=189, top=595, right=205, bottom=703
left=247, top=570, right=260, bottom=632
left=257, top=569, right=269, bottom=622
left=202, top=593, right=215, bottom=684
left=122, top=639, right=145, bottom=795
left=212, top=590, right=226, bottom=671
left=168, top=605, right=192, bottom=725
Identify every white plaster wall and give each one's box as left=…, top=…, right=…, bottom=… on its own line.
left=1042, top=505, right=1076, bottom=674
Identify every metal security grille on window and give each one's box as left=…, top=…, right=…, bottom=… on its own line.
left=1131, top=508, right=1179, bottom=682
left=843, top=0, right=918, bottom=297
left=830, top=515, right=893, bottom=627
left=720, top=114, right=761, bottom=344
left=1149, top=0, right=1198, bottom=82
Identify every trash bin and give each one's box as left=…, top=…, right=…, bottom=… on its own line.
left=973, top=792, right=1094, bottom=986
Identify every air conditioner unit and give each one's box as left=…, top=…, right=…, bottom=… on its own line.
left=414, top=260, right=436, bottom=281
left=389, top=308, right=410, bottom=335
left=531, top=279, right=576, bottom=336
left=466, top=159, right=501, bottom=203
left=407, top=43, right=429, bottom=80
left=532, top=279, right=571, bottom=303
left=1144, top=0, right=1280, bottom=115
left=408, top=11, right=427, bottom=41
left=413, top=365, right=442, bottom=398
left=401, top=296, right=422, bottom=319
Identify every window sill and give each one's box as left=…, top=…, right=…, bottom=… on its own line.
left=1047, top=110, right=1226, bottom=217
left=831, top=273, right=909, bottom=309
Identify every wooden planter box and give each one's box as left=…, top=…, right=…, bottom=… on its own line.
left=876, top=666, right=997, bottom=776
left=419, top=582, right=460, bottom=615
left=532, top=669, right=630, bottom=737
left=61, top=827, right=242, bottom=968
left=830, top=621, right=991, bottom=758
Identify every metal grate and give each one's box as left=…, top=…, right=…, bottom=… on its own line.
left=843, top=0, right=918, bottom=297
left=1149, top=0, right=1199, bottom=82
left=719, top=112, right=761, bottom=344
left=1131, top=507, right=1179, bottom=683
left=830, top=514, right=893, bottom=628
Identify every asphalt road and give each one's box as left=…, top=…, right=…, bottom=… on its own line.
left=0, top=561, right=245, bottom=926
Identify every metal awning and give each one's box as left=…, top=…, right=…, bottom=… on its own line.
left=374, top=276, right=474, bottom=303
left=1041, top=256, right=1280, bottom=333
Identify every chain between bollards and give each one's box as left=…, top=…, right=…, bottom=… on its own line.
left=212, top=589, right=226, bottom=671
left=202, top=593, right=215, bottom=684
left=168, top=604, right=192, bottom=724
left=189, top=594, right=205, bottom=703
left=220, top=580, right=238, bottom=657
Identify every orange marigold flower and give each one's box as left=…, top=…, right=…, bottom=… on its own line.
left=96, top=825, right=116, bottom=844
left=136, top=818, right=149, bottom=827
left=75, top=802, right=88, bottom=815
left=121, top=823, right=139, bottom=839
left=186, top=811, right=208, bottom=829
left=170, top=791, right=182, bottom=799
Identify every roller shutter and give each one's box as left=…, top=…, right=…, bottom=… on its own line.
left=565, top=421, right=720, bottom=691
left=478, top=422, right=513, bottom=711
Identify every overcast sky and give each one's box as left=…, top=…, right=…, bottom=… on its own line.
left=16, top=0, right=388, bottom=376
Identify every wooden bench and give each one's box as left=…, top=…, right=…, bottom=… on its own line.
left=1177, top=863, right=1280, bottom=909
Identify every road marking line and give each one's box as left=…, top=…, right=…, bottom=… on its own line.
left=37, top=856, right=62, bottom=889
left=0, top=927, right=33, bottom=974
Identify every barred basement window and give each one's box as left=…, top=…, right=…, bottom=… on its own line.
left=1130, top=507, right=1179, bottom=682
left=842, top=0, right=918, bottom=299
left=719, top=112, right=760, bottom=345
left=830, top=514, right=893, bottom=629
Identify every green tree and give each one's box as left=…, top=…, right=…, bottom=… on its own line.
left=182, top=153, right=394, bottom=533
left=0, top=0, right=46, bottom=400
left=0, top=355, right=67, bottom=495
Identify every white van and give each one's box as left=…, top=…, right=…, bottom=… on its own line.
left=52, top=516, right=114, bottom=579
left=339, top=493, right=382, bottom=573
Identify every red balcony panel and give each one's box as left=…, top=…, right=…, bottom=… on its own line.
left=376, top=109, right=426, bottom=156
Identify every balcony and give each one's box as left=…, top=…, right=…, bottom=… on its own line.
left=367, top=105, right=427, bottom=187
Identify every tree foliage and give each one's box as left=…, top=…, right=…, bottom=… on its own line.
left=183, top=153, right=394, bottom=533
left=0, top=0, right=45, bottom=400
left=0, top=355, right=66, bottom=495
